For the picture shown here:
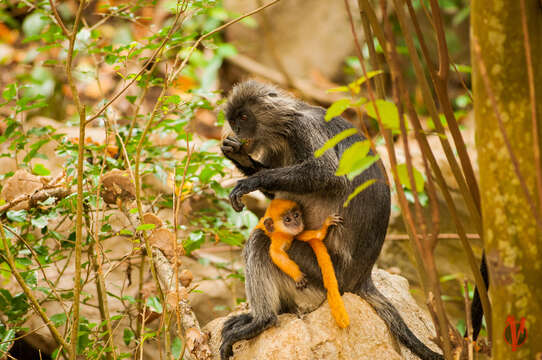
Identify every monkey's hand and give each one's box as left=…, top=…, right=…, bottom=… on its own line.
left=324, top=214, right=343, bottom=228
left=230, top=176, right=262, bottom=211
left=221, top=136, right=253, bottom=168
left=295, top=275, right=308, bottom=289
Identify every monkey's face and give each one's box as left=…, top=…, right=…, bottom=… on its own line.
left=223, top=80, right=300, bottom=159
left=223, top=105, right=258, bottom=152
left=279, top=207, right=304, bottom=236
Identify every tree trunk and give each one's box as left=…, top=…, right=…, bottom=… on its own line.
left=472, top=0, right=542, bottom=358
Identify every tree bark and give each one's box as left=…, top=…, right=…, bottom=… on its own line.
left=472, top=0, right=542, bottom=358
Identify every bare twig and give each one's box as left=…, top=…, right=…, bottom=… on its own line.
left=0, top=187, right=69, bottom=214
left=152, top=248, right=211, bottom=360
left=62, top=0, right=87, bottom=357
left=0, top=221, right=71, bottom=355
left=168, top=0, right=282, bottom=83
left=519, top=0, right=542, bottom=213
left=463, top=279, right=474, bottom=360
left=48, top=0, right=70, bottom=37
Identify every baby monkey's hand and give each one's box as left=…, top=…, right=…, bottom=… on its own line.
left=325, top=214, right=343, bottom=228
left=295, top=275, right=308, bottom=289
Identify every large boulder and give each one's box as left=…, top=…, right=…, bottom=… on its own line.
left=204, top=268, right=442, bottom=360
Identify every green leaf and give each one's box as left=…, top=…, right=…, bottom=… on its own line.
left=344, top=179, right=377, bottom=207
left=327, top=71, right=384, bottom=94
left=184, top=231, right=205, bottom=255
left=315, top=128, right=358, bottom=158
left=217, top=43, right=237, bottom=58
left=347, top=70, right=384, bottom=93
left=126, top=95, right=137, bottom=104
left=396, top=163, right=425, bottom=192
left=326, top=86, right=349, bottom=93
left=32, top=163, right=51, bottom=176
left=171, top=336, right=183, bottom=360
left=123, top=328, right=134, bottom=345
left=2, top=84, right=16, bottom=101
left=136, top=223, right=156, bottom=231
left=119, top=229, right=133, bottom=236
left=365, top=100, right=399, bottom=130
left=0, top=329, right=15, bottom=355
left=335, top=141, right=371, bottom=177
left=345, top=155, right=379, bottom=180
left=325, top=99, right=350, bottom=121
left=146, top=296, right=163, bottom=314
left=7, top=210, right=27, bottom=223
left=31, top=216, right=49, bottom=229
left=51, top=313, right=67, bottom=327
left=22, top=12, right=49, bottom=37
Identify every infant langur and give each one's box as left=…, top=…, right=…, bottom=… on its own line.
left=256, top=199, right=349, bottom=328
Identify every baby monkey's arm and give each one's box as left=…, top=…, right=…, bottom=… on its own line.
left=295, top=215, right=342, bottom=242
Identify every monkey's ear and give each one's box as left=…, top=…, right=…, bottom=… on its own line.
left=263, top=217, right=274, bottom=233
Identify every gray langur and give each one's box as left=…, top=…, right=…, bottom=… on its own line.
left=219, top=80, right=443, bottom=360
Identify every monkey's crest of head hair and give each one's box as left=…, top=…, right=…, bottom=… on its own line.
left=265, top=199, right=298, bottom=219
left=225, top=80, right=301, bottom=123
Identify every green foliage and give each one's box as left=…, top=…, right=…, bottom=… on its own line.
left=325, top=98, right=350, bottom=121
left=0, top=0, right=250, bottom=357
left=343, top=179, right=376, bottom=207
left=314, top=128, right=357, bottom=158
left=364, top=100, right=399, bottom=130
left=327, top=70, right=384, bottom=94
left=335, top=141, right=379, bottom=180
left=396, top=163, right=425, bottom=193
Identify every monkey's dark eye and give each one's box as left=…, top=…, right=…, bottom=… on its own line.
left=268, top=92, right=278, bottom=97
left=293, top=213, right=299, bottom=218
left=240, top=114, right=248, bottom=121
left=284, top=217, right=291, bottom=223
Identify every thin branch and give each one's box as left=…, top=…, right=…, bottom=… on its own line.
left=0, top=187, right=69, bottom=214
left=168, top=0, right=281, bottom=82
left=394, top=0, right=482, bottom=237
left=357, top=0, right=492, bottom=340
left=67, top=1, right=87, bottom=358
left=519, top=0, right=542, bottom=213
left=0, top=221, right=71, bottom=354
left=48, top=0, right=70, bottom=37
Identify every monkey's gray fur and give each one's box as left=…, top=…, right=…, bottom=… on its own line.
left=220, top=80, right=443, bottom=360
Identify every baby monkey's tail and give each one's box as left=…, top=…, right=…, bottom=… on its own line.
left=309, top=239, right=349, bottom=328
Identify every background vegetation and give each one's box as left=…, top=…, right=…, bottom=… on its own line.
left=0, top=0, right=539, bottom=359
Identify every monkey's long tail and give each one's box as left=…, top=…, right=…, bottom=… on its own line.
left=361, top=281, right=444, bottom=360
left=466, top=252, right=489, bottom=340
left=309, top=239, right=349, bottom=328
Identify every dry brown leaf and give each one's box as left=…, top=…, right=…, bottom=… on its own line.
left=180, top=269, right=194, bottom=287
left=142, top=213, right=163, bottom=229
left=101, top=169, right=135, bottom=205
left=0, top=170, right=43, bottom=210
left=148, top=227, right=183, bottom=261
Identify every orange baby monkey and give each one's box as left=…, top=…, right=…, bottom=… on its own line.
left=255, top=199, right=349, bottom=328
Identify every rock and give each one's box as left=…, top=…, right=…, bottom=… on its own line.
left=205, top=269, right=441, bottom=360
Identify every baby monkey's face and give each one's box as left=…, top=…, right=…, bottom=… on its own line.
left=281, top=207, right=304, bottom=235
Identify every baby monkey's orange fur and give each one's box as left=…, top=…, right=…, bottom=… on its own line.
left=255, top=199, right=349, bottom=328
